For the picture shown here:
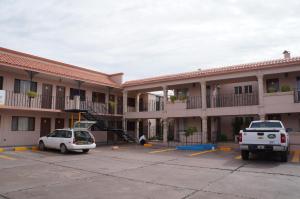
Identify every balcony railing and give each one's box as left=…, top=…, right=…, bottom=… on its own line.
left=186, top=96, right=202, bottom=109
left=2, top=91, right=121, bottom=114
left=4, top=90, right=57, bottom=110
left=139, top=99, right=164, bottom=112
left=207, top=93, right=259, bottom=108
left=294, top=88, right=300, bottom=103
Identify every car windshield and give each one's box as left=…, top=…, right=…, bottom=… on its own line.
left=74, top=131, right=93, bottom=142
left=250, top=121, right=282, bottom=128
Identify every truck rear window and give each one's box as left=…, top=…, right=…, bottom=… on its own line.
left=250, top=122, right=282, bottom=128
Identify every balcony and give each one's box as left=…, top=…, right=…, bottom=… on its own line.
left=139, top=99, right=164, bottom=112
left=264, top=90, right=300, bottom=114
left=0, top=90, right=120, bottom=115
left=207, top=93, right=259, bottom=108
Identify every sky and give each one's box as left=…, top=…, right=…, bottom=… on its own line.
left=1, top=0, right=300, bottom=81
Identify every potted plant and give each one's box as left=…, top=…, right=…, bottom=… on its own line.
left=281, top=85, right=291, bottom=92
left=27, top=91, right=37, bottom=98
left=170, top=95, right=177, bottom=103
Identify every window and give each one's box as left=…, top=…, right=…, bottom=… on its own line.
left=250, top=121, right=282, bottom=128
left=70, top=88, right=86, bottom=101
left=244, top=85, right=252, bottom=94
left=11, top=116, right=35, bottom=131
left=266, top=79, right=279, bottom=93
left=234, top=86, right=242, bottom=94
left=0, top=76, right=3, bottom=90
left=176, top=88, right=188, bottom=98
left=14, top=79, right=37, bottom=93
left=128, top=98, right=135, bottom=107
left=92, top=92, right=105, bottom=103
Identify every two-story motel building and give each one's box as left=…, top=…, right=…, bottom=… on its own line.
left=0, top=47, right=300, bottom=146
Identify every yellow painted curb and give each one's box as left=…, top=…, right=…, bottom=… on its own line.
left=218, top=147, right=232, bottom=152
left=31, top=146, right=38, bottom=151
left=0, top=148, right=5, bottom=152
left=149, top=148, right=176, bottom=154
left=14, top=147, right=29, bottom=151
left=189, top=149, right=218, bottom=157
left=144, top=143, right=153, bottom=147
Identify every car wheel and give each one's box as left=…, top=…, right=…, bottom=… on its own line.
left=82, top=149, right=89, bottom=153
left=241, top=150, right=249, bottom=160
left=60, top=144, right=68, bottom=154
left=280, top=151, right=288, bottom=162
left=38, top=141, right=46, bottom=151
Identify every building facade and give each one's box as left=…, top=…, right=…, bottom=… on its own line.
left=0, top=47, right=124, bottom=146
left=122, top=51, right=300, bottom=145
left=1, top=47, right=300, bottom=147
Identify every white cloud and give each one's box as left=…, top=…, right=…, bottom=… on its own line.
left=1, top=0, right=300, bottom=81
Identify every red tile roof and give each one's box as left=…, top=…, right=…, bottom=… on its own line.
left=123, top=56, right=300, bottom=87
left=0, top=47, right=122, bottom=88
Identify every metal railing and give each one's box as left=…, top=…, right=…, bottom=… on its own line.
left=294, top=88, right=300, bottom=103
left=3, top=91, right=110, bottom=114
left=168, top=131, right=203, bottom=147
left=4, top=90, right=57, bottom=110
left=186, top=96, right=202, bottom=109
left=139, top=99, right=164, bottom=112
left=207, top=92, right=259, bottom=108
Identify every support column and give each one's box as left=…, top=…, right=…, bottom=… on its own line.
left=202, top=116, right=208, bottom=144
left=257, top=74, right=265, bottom=118
left=105, top=92, right=109, bottom=113
left=136, top=93, right=140, bottom=112
left=163, top=86, right=168, bottom=111
left=123, top=91, right=128, bottom=131
left=257, top=74, right=264, bottom=106
left=163, top=118, right=168, bottom=143
left=136, top=119, right=140, bottom=141
left=201, top=81, right=206, bottom=110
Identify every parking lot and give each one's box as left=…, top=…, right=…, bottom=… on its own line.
left=1, top=144, right=300, bottom=199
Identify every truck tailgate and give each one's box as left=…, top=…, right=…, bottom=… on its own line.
left=242, top=129, right=281, bottom=145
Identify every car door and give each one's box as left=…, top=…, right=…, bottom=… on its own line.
left=44, top=130, right=58, bottom=148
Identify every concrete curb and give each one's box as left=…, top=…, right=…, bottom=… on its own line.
left=0, top=146, right=38, bottom=152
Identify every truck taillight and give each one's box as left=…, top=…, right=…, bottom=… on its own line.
left=239, top=132, right=242, bottom=142
left=281, top=134, right=286, bottom=143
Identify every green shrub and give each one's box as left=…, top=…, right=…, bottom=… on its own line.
left=268, top=87, right=277, bottom=93
left=217, top=134, right=228, bottom=142
left=178, top=95, right=187, bottom=101
left=170, top=96, right=177, bottom=103
left=281, top=85, right=291, bottom=92
left=184, top=126, right=197, bottom=137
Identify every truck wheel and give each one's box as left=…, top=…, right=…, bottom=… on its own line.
left=280, top=151, right=288, bottom=162
left=241, top=150, right=249, bottom=160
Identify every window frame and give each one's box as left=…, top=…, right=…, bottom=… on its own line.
left=234, top=86, right=242, bottom=94
left=244, top=85, right=253, bottom=94
left=0, top=76, right=3, bottom=90
left=266, top=78, right=279, bottom=93
left=14, top=79, right=37, bottom=94
left=11, top=116, right=35, bottom=131
left=69, top=88, right=86, bottom=101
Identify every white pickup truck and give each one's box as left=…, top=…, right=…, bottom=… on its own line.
left=239, top=120, right=289, bottom=162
